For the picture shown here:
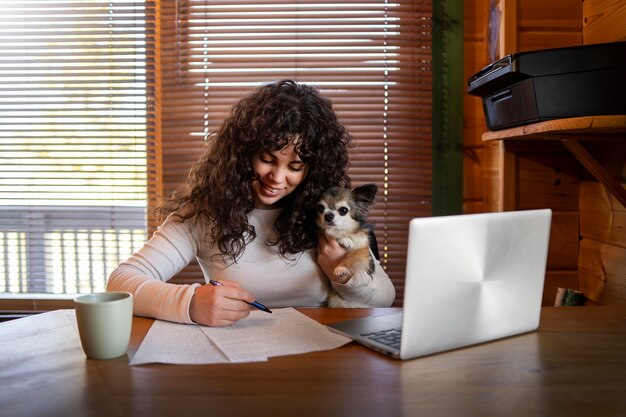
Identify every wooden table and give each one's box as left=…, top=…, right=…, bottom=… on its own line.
left=1, top=307, right=626, bottom=417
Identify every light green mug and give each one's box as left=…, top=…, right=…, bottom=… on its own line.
left=74, top=291, right=133, bottom=360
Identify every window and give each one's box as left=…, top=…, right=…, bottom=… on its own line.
left=1, top=0, right=431, bottom=309
left=0, top=1, right=156, bottom=309
left=157, top=0, right=432, bottom=305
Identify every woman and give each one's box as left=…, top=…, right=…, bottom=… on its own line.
left=107, top=80, right=395, bottom=326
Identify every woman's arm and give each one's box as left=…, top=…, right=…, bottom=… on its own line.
left=107, top=217, right=254, bottom=325
left=317, top=236, right=396, bottom=307
left=106, top=217, right=202, bottom=323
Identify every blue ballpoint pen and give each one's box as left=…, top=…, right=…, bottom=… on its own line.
left=208, top=279, right=272, bottom=314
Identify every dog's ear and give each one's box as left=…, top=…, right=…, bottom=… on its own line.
left=352, top=183, right=377, bottom=206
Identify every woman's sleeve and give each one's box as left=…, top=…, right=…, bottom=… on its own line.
left=327, top=251, right=396, bottom=307
left=106, top=218, right=202, bottom=324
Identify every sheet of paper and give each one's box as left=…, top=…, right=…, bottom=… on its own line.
left=200, top=307, right=351, bottom=362
left=130, top=307, right=351, bottom=365
left=129, top=320, right=232, bottom=365
left=0, top=309, right=82, bottom=356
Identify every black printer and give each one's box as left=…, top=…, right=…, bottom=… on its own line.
left=467, top=42, right=626, bottom=131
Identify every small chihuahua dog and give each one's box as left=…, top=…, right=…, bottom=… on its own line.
left=316, top=184, right=378, bottom=282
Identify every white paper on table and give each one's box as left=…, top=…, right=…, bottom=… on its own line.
left=0, top=309, right=82, bottom=356
left=129, top=320, right=232, bottom=365
left=130, top=307, right=351, bottom=365
left=201, top=307, right=352, bottom=362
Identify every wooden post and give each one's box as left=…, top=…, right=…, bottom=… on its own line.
left=432, top=0, right=464, bottom=215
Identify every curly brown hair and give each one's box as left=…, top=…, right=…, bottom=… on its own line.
left=161, top=80, right=352, bottom=262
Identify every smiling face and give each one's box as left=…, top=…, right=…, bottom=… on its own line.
left=251, top=142, right=308, bottom=209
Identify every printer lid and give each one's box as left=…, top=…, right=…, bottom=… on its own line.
left=468, top=41, right=626, bottom=97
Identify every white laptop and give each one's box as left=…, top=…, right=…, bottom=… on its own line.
left=327, top=209, right=552, bottom=360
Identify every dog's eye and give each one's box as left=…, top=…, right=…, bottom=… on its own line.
left=338, top=207, right=349, bottom=216
left=316, top=204, right=325, bottom=214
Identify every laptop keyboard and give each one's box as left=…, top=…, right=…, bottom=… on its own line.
left=361, top=327, right=402, bottom=350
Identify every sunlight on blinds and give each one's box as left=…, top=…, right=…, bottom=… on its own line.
left=0, top=1, right=148, bottom=206
left=0, top=1, right=154, bottom=297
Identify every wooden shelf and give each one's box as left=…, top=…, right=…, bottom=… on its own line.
left=483, top=115, right=626, bottom=141
left=483, top=115, right=626, bottom=208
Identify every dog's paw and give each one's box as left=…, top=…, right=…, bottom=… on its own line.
left=333, top=265, right=352, bottom=283
left=337, top=237, right=354, bottom=252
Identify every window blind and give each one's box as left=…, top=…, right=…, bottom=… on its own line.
left=0, top=1, right=157, bottom=308
left=157, top=0, right=432, bottom=305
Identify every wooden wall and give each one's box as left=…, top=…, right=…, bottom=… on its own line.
left=583, top=0, right=626, bottom=43
left=463, top=0, right=626, bottom=306
left=463, top=0, right=490, bottom=215
left=578, top=0, right=626, bottom=306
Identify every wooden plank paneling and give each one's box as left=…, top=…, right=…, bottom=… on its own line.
left=501, top=144, right=517, bottom=211
left=499, top=0, right=518, bottom=56
left=463, top=118, right=487, bottom=148
left=483, top=142, right=503, bottom=212
left=464, top=0, right=489, bottom=42
left=583, top=0, right=626, bottom=44
left=464, top=40, right=489, bottom=78
left=580, top=181, right=626, bottom=246
left=583, top=141, right=626, bottom=180
left=547, top=212, right=580, bottom=270
left=463, top=147, right=484, bottom=200
left=579, top=1, right=626, bottom=306
left=463, top=200, right=485, bottom=214
left=463, top=0, right=490, bottom=213
left=517, top=32, right=583, bottom=51
left=518, top=0, right=583, bottom=28
left=517, top=0, right=583, bottom=52
left=463, top=101, right=488, bottom=150
left=579, top=238, right=626, bottom=306
left=516, top=152, right=580, bottom=210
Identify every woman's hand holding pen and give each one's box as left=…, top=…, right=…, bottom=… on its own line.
left=189, top=280, right=255, bottom=327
